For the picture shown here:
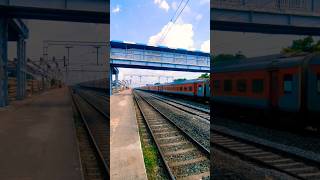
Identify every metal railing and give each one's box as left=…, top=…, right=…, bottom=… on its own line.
left=110, top=48, right=210, bottom=67
left=211, top=0, right=317, bottom=14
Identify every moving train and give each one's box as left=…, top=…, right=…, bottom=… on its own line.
left=78, top=78, right=108, bottom=92
left=212, top=53, right=320, bottom=123
left=139, top=53, right=320, bottom=124
left=139, top=79, right=210, bottom=98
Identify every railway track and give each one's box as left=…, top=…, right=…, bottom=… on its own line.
left=71, top=88, right=109, bottom=180
left=211, top=129, right=320, bottom=180
left=134, top=91, right=210, bottom=180
left=77, top=89, right=108, bottom=116
left=138, top=90, right=210, bottom=121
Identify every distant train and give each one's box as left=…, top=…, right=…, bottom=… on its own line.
left=212, top=53, right=320, bottom=123
left=138, top=79, right=210, bottom=98
left=78, top=78, right=108, bottom=92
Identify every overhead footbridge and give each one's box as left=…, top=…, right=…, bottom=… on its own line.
left=110, top=41, right=210, bottom=73
left=0, top=0, right=109, bottom=23
left=211, top=0, right=320, bottom=35
left=0, top=0, right=109, bottom=107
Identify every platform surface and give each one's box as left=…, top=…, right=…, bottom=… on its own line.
left=0, top=88, right=82, bottom=180
left=110, top=89, right=147, bottom=180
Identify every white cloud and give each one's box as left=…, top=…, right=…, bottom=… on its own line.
left=200, top=0, right=210, bottom=5
left=154, top=0, right=170, bottom=12
left=200, top=40, right=210, bottom=53
left=123, top=41, right=136, bottom=44
left=112, top=5, right=120, bottom=13
left=171, top=1, right=178, bottom=10
left=183, top=5, right=191, bottom=14
left=195, top=14, right=203, bottom=21
left=148, top=22, right=194, bottom=50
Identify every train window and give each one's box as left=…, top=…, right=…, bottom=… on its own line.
left=317, top=74, right=320, bottom=93
left=213, top=80, right=220, bottom=89
left=237, top=80, right=247, bottom=92
left=189, top=86, right=192, bottom=91
left=283, top=74, right=293, bottom=94
left=180, top=87, right=182, bottom=91
left=252, top=79, right=264, bottom=93
left=224, top=80, right=232, bottom=92
left=184, top=87, right=187, bottom=91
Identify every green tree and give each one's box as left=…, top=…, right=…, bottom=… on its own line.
left=282, top=36, right=320, bottom=53
left=198, top=73, right=210, bottom=79
left=173, top=78, right=186, bottom=82
left=213, top=51, right=246, bottom=62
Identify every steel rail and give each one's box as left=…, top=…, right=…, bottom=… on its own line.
left=146, top=91, right=209, bottom=112
left=141, top=91, right=210, bottom=121
left=133, top=93, right=176, bottom=180
left=135, top=91, right=210, bottom=156
left=77, top=89, right=109, bottom=119
left=71, top=91, right=109, bottom=178
left=211, top=128, right=320, bottom=180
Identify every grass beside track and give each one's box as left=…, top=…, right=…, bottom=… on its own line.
left=140, top=131, right=160, bottom=179
left=134, top=99, right=169, bottom=180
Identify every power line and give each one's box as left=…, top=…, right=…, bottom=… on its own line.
left=159, top=0, right=190, bottom=44
left=157, top=0, right=185, bottom=44
left=158, top=0, right=190, bottom=45
left=170, top=0, right=185, bottom=22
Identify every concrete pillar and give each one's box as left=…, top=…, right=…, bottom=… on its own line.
left=17, top=35, right=26, bottom=100
left=23, top=41, right=26, bottom=97
left=0, top=18, right=8, bottom=107
left=311, top=0, right=315, bottom=12
left=115, top=71, right=119, bottom=91
left=109, top=69, right=112, bottom=95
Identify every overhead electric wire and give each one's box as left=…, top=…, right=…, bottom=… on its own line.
left=170, top=0, right=185, bottom=22
left=157, top=0, right=190, bottom=45
left=159, top=0, right=190, bottom=44
left=157, top=0, right=185, bottom=44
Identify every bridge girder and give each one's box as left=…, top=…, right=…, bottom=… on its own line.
left=211, top=0, right=320, bottom=35
left=0, top=0, right=109, bottom=24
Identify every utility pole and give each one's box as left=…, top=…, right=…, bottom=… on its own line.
left=65, top=46, right=73, bottom=67
left=94, top=46, right=101, bottom=65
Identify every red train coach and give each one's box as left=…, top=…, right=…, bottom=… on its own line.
left=212, top=53, right=320, bottom=122
left=139, top=79, right=210, bottom=98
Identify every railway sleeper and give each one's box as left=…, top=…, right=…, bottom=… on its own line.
left=157, top=135, right=183, bottom=141
left=165, top=149, right=203, bottom=162
left=171, top=159, right=210, bottom=178
left=169, top=157, right=208, bottom=167
left=164, top=147, right=196, bottom=156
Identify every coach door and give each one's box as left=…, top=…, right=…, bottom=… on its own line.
left=203, top=83, right=207, bottom=97
left=270, top=70, right=279, bottom=108
left=197, top=83, right=203, bottom=97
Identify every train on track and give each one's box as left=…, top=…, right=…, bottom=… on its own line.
left=139, top=53, right=320, bottom=124
left=212, top=53, right=320, bottom=124
left=138, top=79, right=210, bottom=98
left=77, top=78, right=108, bottom=92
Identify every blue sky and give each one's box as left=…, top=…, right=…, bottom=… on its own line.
left=110, top=0, right=210, bottom=86
left=111, top=0, right=209, bottom=50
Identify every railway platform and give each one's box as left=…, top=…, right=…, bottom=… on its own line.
left=110, top=89, right=148, bottom=180
left=0, top=87, right=82, bottom=180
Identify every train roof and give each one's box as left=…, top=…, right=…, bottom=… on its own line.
left=212, top=53, right=320, bottom=73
